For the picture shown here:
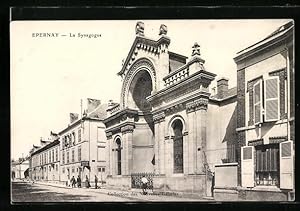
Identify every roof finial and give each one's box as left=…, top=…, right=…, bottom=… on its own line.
left=135, top=21, right=145, bottom=36
left=159, top=24, right=167, bottom=36
left=192, top=42, right=201, bottom=56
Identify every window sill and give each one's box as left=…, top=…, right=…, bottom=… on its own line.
left=238, top=185, right=281, bottom=192
left=172, top=173, right=184, bottom=177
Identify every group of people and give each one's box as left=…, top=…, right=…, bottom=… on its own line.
left=68, top=175, right=100, bottom=189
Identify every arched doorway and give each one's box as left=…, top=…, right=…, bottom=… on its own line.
left=128, top=69, right=153, bottom=112
left=116, top=138, right=122, bottom=175
left=172, top=119, right=184, bottom=173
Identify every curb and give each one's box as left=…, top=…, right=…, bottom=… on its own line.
left=28, top=181, right=212, bottom=201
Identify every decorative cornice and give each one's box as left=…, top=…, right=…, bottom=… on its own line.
left=148, top=70, right=213, bottom=104
left=121, top=125, right=135, bottom=134
left=186, top=98, right=208, bottom=113
left=165, top=103, right=185, bottom=116
left=106, top=131, right=113, bottom=139
left=118, top=36, right=170, bottom=76
left=103, top=108, right=138, bottom=125
left=105, top=121, right=135, bottom=135
left=153, top=111, right=165, bottom=123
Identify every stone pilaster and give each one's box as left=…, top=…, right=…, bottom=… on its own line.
left=106, top=132, right=113, bottom=176
left=159, top=120, right=166, bottom=175
left=186, top=97, right=208, bottom=174
left=121, top=125, right=134, bottom=175
left=154, top=122, right=159, bottom=174
left=183, top=131, right=189, bottom=175
left=195, top=98, right=208, bottom=174
left=164, top=135, right=172, bottom=176
left=186, top=101, right=195, bottom=175
left=153, top=111, right=166, bottom=175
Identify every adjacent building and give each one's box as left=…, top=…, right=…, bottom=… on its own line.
left=59, top=99, right=108, bottom=186
left=213, top=21, right=294, bottom=201
left=11, top=158, right=29, bottom=180
left=29, top=133, right=60, bottom=183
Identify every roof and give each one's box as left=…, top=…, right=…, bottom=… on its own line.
left=59, top=103, right=108, bottom=135
left=235, top=21, right=294, bottom=60
left=31, top=139, right=60, bottom=156
left=88, top=103, right=108, bottom=120
left=211, top=87, right=237, bottom=101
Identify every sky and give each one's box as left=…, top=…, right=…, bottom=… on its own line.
left=10, top=19, right=291, bottom=160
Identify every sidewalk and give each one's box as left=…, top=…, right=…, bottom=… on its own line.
left=32, top=181, right=214, bottom=201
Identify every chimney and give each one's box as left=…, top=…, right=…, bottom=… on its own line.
left=87, top=98, right=101, bottom=113
left=217, top=77, right=229, bottom=99
left=69, top=113, right=79, bottom=124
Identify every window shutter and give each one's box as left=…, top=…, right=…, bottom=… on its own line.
left=280, top=141, right=294, bottom=189
left=241, top=146, right=254, bottom=187
left=253, top=80, right=262, bottom=125
left=264, top=77, right=280, bottom=122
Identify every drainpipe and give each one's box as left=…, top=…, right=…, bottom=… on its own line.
left=89, top=120, right=91, bottom=181
left=286, top=47, right=290, bottom=141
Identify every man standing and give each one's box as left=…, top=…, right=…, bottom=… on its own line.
left=141, top=175, right=148, bottom=195
left=71, top=176, right=76, bottom=188
left=77, top=175, right=81, bottom=188
left=85, top=175, right=90, bottom=188
left=95, top=175, right=98, bottom=189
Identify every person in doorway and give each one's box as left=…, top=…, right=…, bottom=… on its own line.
left=85, top=175, right=90, bottom=188
left=77, top=175, right=81, bottom=188
left=95, top=175, right=98, bottom=189
left=141, top=175, right=148, bottom=195
left=71, top=176, right=76, bottom=188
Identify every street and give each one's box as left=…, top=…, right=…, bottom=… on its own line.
left=11, top=181, right=135, bottom=202
left=11, top=181, right=207, bottom=202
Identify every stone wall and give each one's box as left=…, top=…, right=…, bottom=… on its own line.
left=153, top=174, right=206, bottom=195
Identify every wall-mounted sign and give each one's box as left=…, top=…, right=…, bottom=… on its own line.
left=81, top=161, right=89, bottom=167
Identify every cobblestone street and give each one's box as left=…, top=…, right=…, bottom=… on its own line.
left=11, top=181, right=207, bottom=202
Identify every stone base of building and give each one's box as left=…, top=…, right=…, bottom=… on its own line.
left=214, top=186, right=294, bottom=201
left=153, top=174, right=206, bottom=195
left=106, top=174, right=207, bottom=197
left=106, top=175, right=131, bottom=190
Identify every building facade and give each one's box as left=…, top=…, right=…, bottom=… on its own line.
left=12, top=159, right=29, bottom=180
left=232, top=21, right=294, bottom=201
left=59, top=99, right=108, bottom=186
left=30, top=136, right=60, bottom=183
left=103, top=22, right=237, bottom=197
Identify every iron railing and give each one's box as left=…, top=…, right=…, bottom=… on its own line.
left=131, top=172, right=154, bottom=189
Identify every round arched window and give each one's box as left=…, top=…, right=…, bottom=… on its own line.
left=172, top=120, right=183, bottom=173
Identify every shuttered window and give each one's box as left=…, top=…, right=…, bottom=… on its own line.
left=281, top=142, right=291, bottom=157
left=71, top=149, right=75, bottom=162
left=243, top=147, right=252, bottom=160
left=241, top=146, right=254, bottom=187
left=264, top=77, right=280, bottom=121
left=280, top=141, right=293, bottom=189
left=255, top=144, right=279, bottom=186
left=67, top=151, right=69, bottom=163
left=62, top=151, right=65, bottom=164
left=253, top=80, right=262, bottom=124
left=78, top=129, right=82, bottom=142
left=78, top=146, right=81, bottom=161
